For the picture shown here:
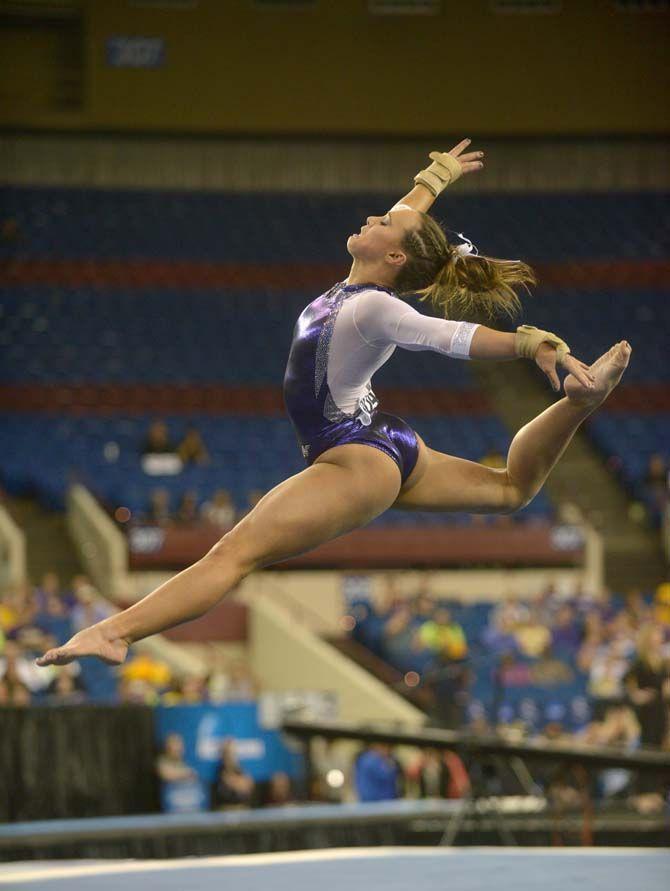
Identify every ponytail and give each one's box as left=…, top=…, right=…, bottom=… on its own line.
left=395, top=211, right=536, bottom=322
left=417, top=253, right=536, bottom=322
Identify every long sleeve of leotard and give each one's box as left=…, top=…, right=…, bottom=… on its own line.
left=352, top=289, right=479, bottom=359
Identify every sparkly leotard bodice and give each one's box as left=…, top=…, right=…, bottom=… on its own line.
left=283, top=282, right=479, bottom=462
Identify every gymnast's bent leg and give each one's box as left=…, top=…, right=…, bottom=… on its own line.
left=395, top=342, right=631, bottom=515
left=37, top=444, right=402, bottom=666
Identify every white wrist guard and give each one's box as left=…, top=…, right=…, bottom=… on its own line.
left=515, top=325, right=571, bottom=362
left=414, top=151, right=463, bottom=196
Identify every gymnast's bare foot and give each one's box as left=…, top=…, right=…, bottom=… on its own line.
left=36, top=625, right=129, bottom=667
left=564, top=341, right=632, bottom=407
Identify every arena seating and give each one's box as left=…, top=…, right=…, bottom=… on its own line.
left=1, top=187, right=666, bottom=262
left=0, top=412, right=553, bottom=523
left=0, top=285, right=475, bottom=387
left=2, top=186, right=667, bottom=527
left=347, top=592, right=651, bottom=732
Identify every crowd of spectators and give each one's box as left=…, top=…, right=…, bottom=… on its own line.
left=110, top=418, right=265, bottom=531
left=0, top=572, right=115, bottom=706
left=0, top=569, right=260, bottom=709
left=349, top=575, right=670, bottom=758
left=132, top=484, right=258, bottom=531
left=141, top=420, right=210, bottom=469
left=155, top=733, right=296, bottom=812
left=118, top=649, right=259, bottom=707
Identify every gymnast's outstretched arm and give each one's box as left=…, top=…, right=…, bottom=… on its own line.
left=391, top=138, right=485, bottom=213
left=353, top=288, right=596, bottom=393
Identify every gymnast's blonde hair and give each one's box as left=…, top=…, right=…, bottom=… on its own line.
left=394, top=211, right=536, bottom=322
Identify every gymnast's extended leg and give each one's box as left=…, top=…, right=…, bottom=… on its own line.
left=395, top=341, right=631, bottom=515
left=37, top=444, right=402, bottom=665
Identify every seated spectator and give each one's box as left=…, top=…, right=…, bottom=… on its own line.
left=481, top=613, right=520, bottom=657
left=577, top=610, right=604, bottom=673
left=118, top=677, right=157, bottom=705
left=623, top=588, right=650, bottom=626
left=407, top=747, right=469, bottom=799
left=588, top=639, right=629, bottom=709
left=264, top=771, right=295, bottom=807
left=225, top=659, right=258, bottom=701
left=1, top=680, right=31, bottom=706
left=354, top=743, right=403, bottom=803
left=156, top=733, right=204, bottom=814
left=212, top=738, right=255, bottom=809
left=0, top=639, right=53, bottom=696
left=156, top=733, right=198, bottom=784
left=201, top=488, right=236, bottom=530
left=0, top=583, right=35, bottom=634
left=142, top=420, right=176, bottom=456
left=410, top=575, right=436, bottom=622
left=607, top=610, right=637, bottom=657
left=145, top=487, right=173, bottom=526
left=417, top=607, right=468, bottom=660
left=70, top=576, right=114, bottom=634
left=33, top=587, right=73, bottom=646
left=141, top=420, right=182, bottom=476
left=490, top=594, right=529, bottom=632
left=45, top=666, right=87, bottom=706
left=514, top=607, right=551, bottom=658
left=162, top=674, right=207, bottom=705
left=34, top=571, right=72, bottom=611
left=178, top=676, right=207, bottom=704
left=382, top=603, right=416, bottom=669
left=551, top=604, right=580, bottom=656
left=177, top=426, right=210, bottom=466
left=176, top=490, right=199, bottom=525
left=122, top=653, right=171, bottom=704
left=653, top=581, right=670, bottom=627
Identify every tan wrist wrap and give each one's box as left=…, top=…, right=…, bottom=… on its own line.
left=515, top=325, right=571, bottom=362
left=414, top=151, right=463, bottom=196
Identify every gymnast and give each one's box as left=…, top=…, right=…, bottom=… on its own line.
left=37, top=140, right=631, bottom=667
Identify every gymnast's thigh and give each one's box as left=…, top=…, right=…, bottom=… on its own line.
left=223, top=443, right=402, bottom=569
left=392, top=434, right=514, bottom=515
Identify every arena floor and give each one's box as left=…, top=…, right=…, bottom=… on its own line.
left=1, top=847, right=669, bottom=891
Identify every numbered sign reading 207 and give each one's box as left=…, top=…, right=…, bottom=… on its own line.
left=107, top=36, right=166, bottom=69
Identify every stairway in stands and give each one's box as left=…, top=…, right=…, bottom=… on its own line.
left=471, top=360, right=666, bottom=592
left=6, top=496, right=83, bottom=585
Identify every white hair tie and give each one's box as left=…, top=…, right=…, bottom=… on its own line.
left=453, top=232, right=478, bottom=257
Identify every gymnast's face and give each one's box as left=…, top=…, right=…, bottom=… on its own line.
left=347, top=207, right=420, bottom=269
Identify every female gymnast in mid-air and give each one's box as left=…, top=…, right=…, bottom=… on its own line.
left=37, top=140, right=631, bottom=667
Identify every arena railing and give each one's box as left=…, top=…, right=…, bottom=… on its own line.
left=283, top=718, right=670, bottom=845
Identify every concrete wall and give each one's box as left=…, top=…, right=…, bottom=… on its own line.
left=249, top=594, right=424, bottom=726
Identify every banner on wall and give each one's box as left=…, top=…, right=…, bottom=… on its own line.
left=155, top=697, right=335, bottom=813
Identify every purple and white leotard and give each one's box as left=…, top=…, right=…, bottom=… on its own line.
left=283, top=282, right=479, bottom=484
